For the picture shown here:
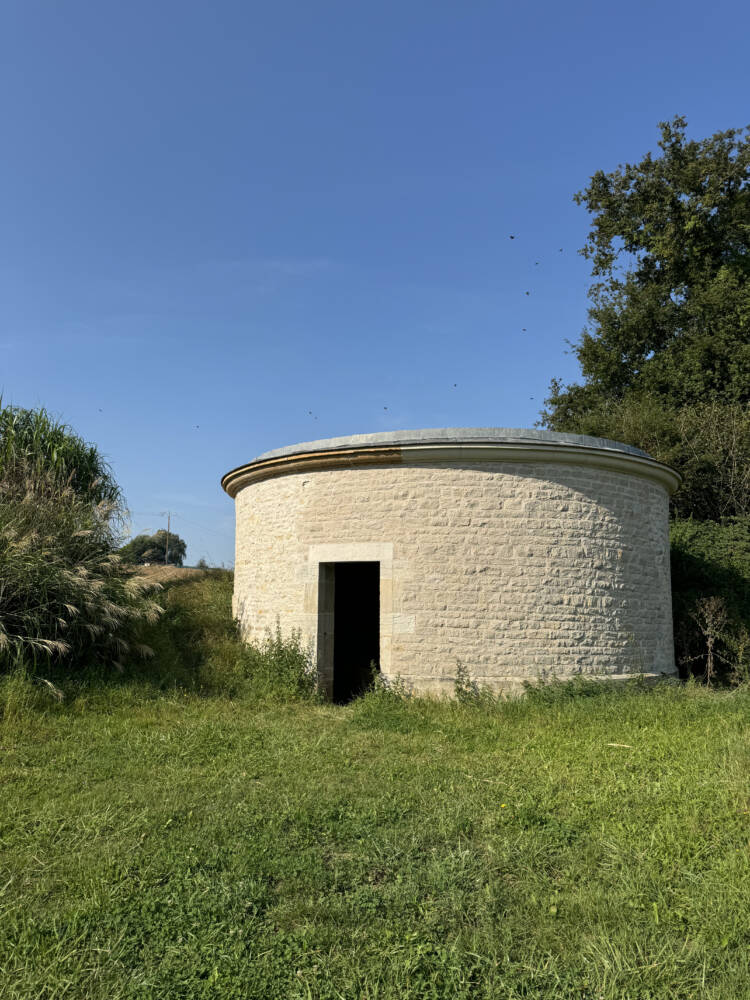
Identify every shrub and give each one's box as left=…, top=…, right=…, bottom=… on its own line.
left=547, top=395, right=750, bottom=521
left=670, top=517, right=750, bottom=681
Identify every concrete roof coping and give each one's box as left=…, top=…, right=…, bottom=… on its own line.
left=252, top=427, right=651, bottom=463
left=222, top=426, right=682, bottom=497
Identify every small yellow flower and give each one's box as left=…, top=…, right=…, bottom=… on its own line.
left=501, top=803, right=507, bottom=808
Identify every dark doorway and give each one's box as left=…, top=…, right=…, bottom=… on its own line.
left=332, top=561, right=380, bottom=703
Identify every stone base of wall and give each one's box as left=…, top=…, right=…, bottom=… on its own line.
left=383, top=668, right=678, bottom=699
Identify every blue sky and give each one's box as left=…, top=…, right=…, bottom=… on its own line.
left=3, top=0, right=749, bottom=566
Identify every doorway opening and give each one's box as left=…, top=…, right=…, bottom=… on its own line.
left=318, top=561, right=380, bottom=703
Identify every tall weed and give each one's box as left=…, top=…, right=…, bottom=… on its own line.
left=242, top=624, right=317, bottom=701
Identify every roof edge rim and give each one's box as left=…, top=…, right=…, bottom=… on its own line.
left=221, top=438, right=681, bottom=497
left=248, top=427, right=651, bottom=464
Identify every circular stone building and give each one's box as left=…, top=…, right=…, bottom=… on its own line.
left=222, top=428, right=680, bottom=700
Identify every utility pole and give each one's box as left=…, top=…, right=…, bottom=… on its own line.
left=160, top=511, right=173, bottom=565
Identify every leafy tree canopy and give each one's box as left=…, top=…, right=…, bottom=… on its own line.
left=544, top=116, right=750, bottom=427
left=120, top=530, right=187, bottom=567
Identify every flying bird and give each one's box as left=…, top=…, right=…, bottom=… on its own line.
left=525, top=291, right=530, bottom=296
left=509, top=235, right=515, bottom=239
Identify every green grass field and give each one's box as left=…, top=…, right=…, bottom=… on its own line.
left=1, top=578, right=749, bottom=998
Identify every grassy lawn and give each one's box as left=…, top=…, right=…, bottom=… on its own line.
left=1, top=674, right=749, bottom=999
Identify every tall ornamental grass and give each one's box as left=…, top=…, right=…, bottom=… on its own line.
left=0, top=403, right=121, bottom=506
left=0, top=405, right=161, bottom=676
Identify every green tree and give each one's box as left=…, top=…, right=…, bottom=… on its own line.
left=120, top=530, right=187, bottom=567
left=542, top=118, right=750, bottom=523
left=541, top=119, right=750, bottom=678
left=543, top=116, right=750, bottom=427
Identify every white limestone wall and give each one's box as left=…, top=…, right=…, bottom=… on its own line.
left=232, top=461, right=676, bottom=694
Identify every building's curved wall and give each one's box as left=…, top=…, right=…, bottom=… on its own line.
left=233, top=459, right=675, bottom=693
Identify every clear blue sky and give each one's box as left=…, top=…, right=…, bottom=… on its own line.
left=3, top=0, right=748, bottom=566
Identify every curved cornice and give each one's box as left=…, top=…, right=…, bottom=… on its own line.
left=222, top=439, right=681, bottom=498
